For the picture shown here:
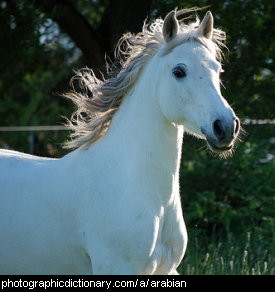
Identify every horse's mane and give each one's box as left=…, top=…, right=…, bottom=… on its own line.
left=64, top=8, right=226, bottom=149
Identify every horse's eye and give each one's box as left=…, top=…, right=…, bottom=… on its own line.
left=172, top=65, right=186, bottom=79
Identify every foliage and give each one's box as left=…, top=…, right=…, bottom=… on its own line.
left=179, top=127, right=274, bottom=274
left=181, top=130, right=274, bottom=242
left=1, top=0, right=274, bottom=153
left=0, top=0, right=75, bottom=153
left=0, top=0, right=274, bottom=274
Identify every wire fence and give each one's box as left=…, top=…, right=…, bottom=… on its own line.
left=0, top=119, right=274, bottom=154
left=0, top=119, right=274, bottom=133
left=0, top=125, right=67, bottom=132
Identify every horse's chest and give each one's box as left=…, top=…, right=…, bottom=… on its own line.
left=147, top=242, right=177, bottom=275
left=144, top=210, right=187, bottom=275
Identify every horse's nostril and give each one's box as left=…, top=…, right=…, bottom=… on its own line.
left=234, top=118, right=240, bottom=136
left=213, top=119, right=225, bottom=140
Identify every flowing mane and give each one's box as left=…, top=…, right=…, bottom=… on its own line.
left=64, top=8, right=226, bottom=149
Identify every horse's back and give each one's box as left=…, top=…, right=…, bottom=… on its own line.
left=0, top=148, right=57, bottom=196
left=0, top=149, right=91, bottom=274
left=0, top=148, right=56, bottom=162
left=0, top=148, right=59, bottom=227
left=0, top=148, right=56, bottom=179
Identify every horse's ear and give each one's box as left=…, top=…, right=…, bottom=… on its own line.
left=163, top=10, right=179, bottom=42
left=197, top=11, right=213, bottom=39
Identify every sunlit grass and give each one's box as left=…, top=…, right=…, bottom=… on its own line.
left=179, top=232, right=274, bottom=275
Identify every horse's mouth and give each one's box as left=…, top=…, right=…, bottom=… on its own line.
left=207, top=141, right=233, bottom=153
left=201, top=128, right=234, bottom=154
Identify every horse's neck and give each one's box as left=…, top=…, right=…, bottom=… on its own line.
left=102, top=67, right=184, bottom=202
left=69, top=60, right=184, bottom=203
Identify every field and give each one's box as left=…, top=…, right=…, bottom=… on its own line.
left=179, top=232, right=274, bottom=275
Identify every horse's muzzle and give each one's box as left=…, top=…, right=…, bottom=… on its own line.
left=201, top=116, right=240, bottom=153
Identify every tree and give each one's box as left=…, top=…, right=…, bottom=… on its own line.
left=0, top=0, right=274, bottom=154
left=33, top=0, right=153, bottom=72
left=0, top=0, right=153, bottom=154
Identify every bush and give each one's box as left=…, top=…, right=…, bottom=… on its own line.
left=181, top=132, right=274, bottom=243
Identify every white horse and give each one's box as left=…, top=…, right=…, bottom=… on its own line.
left=0, top=9, right=240, bottom=275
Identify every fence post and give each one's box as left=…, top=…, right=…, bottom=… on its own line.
left=28, top=132, right=35, bottom=154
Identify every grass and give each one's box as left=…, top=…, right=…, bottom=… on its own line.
left=179, top=232, right=274, bottom=275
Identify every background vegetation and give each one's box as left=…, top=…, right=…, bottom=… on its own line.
left=0, top=0, right=274, bottom=274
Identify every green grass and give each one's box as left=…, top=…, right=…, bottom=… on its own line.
left=179, top=232, right=274, bottom=275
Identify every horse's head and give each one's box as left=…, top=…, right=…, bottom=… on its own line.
left=156, top=10, right=240, bottom=156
